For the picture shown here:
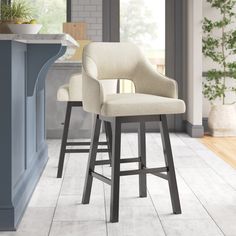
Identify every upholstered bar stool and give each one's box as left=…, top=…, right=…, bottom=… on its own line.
left=81, top=42, right=186, bottom=222
left=56, top=73, right=112, bottom=178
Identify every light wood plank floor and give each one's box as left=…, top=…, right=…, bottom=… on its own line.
left=201, top=136, right=236, bottom=169
left=1, top=133, right=236, bottom=236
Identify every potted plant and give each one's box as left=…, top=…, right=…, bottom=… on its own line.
left=0, top=0, right=41, bottom=34
left=203, top=0, right=236, bottom=136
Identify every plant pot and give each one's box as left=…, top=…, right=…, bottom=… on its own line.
left=7, top=23, right=42, bottom=34
left=208, top=104, right=236, bottom=137
left=0, top=22, right=12, bottom=33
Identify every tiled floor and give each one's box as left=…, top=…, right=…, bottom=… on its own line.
left=1, top=133, right=236, bottom=236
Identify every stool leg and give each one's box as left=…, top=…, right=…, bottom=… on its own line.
left=138, top=121, right=147, bottom=198
left=110, top=118, right=121, bottom=223
left=104, top=121, right=112, bottom=164
left=160, top=115, right=181, bottom=214
left=82, top=115, right=101, bottom=204
left=57, top=102, right=72, bottom=178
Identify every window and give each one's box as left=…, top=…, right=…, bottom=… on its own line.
left=34, top=0, right=67, bottom=33
left=120, top=0, right=165, bottom=92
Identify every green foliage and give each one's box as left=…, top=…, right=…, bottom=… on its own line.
left=0, top=0, right=33, bottom=22
left=202, top=0, right=236, bottom=104
left=0, top=0, right=66, bottom=33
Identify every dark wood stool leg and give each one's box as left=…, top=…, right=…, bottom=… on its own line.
left=82, top=115, right=101, bottom=204
left=110, top=118, right=121, bottom=223
left=138, top=121, right=147, bottom=197
left=104, top=121, right=112, bottom=164
left=57, top=102, right=72, bottom=178
left=160, top=115, right=181, bottom=214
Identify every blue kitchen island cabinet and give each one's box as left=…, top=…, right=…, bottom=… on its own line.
left=0, top=34, right=77, bottom=230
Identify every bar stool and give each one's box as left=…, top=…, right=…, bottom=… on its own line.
left=56, top=73, right=112, bottom=178
left=81, top=42, right=186, bottom=222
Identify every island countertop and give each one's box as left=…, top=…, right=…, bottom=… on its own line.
left=0, top=33, right=78, bottom=47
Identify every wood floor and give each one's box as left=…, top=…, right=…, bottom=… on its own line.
left=1, top=133, right=236, bottom=236
left=201, top=136, right=236, bottom=169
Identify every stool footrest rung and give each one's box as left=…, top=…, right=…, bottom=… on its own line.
left=66, top=141, right=108, bottom=146
left=65, top=149, right=90, bottom=153
left=95, top=160, right=111, bottom=165
left=120, top=167, right=168, bottom=176
left=95, top=157, right=141, bottom=166
left=120, top=157, right=141, bottom=163
left=97, top=149, right=110, bottom=153
left=65, top=148, right=110, bottom=153
left=91, top=171, right=111, bottom=185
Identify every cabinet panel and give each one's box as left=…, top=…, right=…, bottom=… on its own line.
left=36, top=88, right=45, bottom=150
left=26, top=95, right=37, bottom=166
left=11, top=42, right=26, bottom=186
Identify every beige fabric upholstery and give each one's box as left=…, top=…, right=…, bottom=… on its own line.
left=57, top=74, right=83, bottom=101
left=69, top=74, right=83, bottom=101
left=57, top=84, right=70, bottom=101
left=101, top=93, right=185, bottom=117
left=57, top=72, right=117, bottom=104
left=82, top=42, right=186, bottom=117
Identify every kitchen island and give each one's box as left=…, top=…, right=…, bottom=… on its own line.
left=0, top=34, right=78, bottom=230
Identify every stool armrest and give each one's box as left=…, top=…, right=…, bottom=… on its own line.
left=69, top=74, right=83, bottom=101
left=82, top=69, right=104, bottom=114
left=133, top=60, right=178, bottom=99
left=57, top=84, right=70, bottom=101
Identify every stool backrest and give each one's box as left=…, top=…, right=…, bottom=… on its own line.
left=82, top=42, right=145, bottom=81
left=82, top=42, right=177, bottom=114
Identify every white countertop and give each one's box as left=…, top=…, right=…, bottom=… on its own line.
left=0, top=34, right=78, bottom=47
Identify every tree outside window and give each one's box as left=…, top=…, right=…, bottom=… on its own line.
left=33, top=0, right=66, bottom=33
left=120, top=0, right=165, bottom=92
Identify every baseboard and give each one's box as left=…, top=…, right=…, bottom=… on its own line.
left=115, top=120, right=201, bottom=135
left=0, top=144, right=48, bottom=230
left=202, top=117, right=209, bottom=132
left=47, top=120, right=206, bottom=139
left=185, top=121, right=204, bottom=138
left=0, top=208, right=14, bottom=231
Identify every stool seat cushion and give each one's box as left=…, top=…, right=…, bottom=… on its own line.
left=57, top=74, right=83, bottom=102
left=82, top=43, right=186, bottom=117
left=101, top=93, right=186, bottom=117
left=57, top=84, right=70, bottom=101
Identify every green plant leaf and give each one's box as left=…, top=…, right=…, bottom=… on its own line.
left=0, top=0, right=33, bottom=22
left=203, top=0, right=236, bottom=104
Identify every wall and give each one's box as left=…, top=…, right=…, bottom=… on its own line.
left=71, top=0, right=103, bottom=41
left=203, top=1, right=236, bottom=117
left=186, top=0, right=203, bottom=129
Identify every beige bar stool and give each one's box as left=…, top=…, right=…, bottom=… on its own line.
left=56, top=73, right=112, bottom=178
left=81, top=42, right=186, bottom=222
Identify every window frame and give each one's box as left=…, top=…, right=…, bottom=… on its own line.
left=102, top=0, right=120, bottom=42
left=66, top=0, right=71, bottom=22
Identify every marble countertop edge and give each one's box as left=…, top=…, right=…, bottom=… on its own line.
left=0, top=34, right=79, bottom=47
